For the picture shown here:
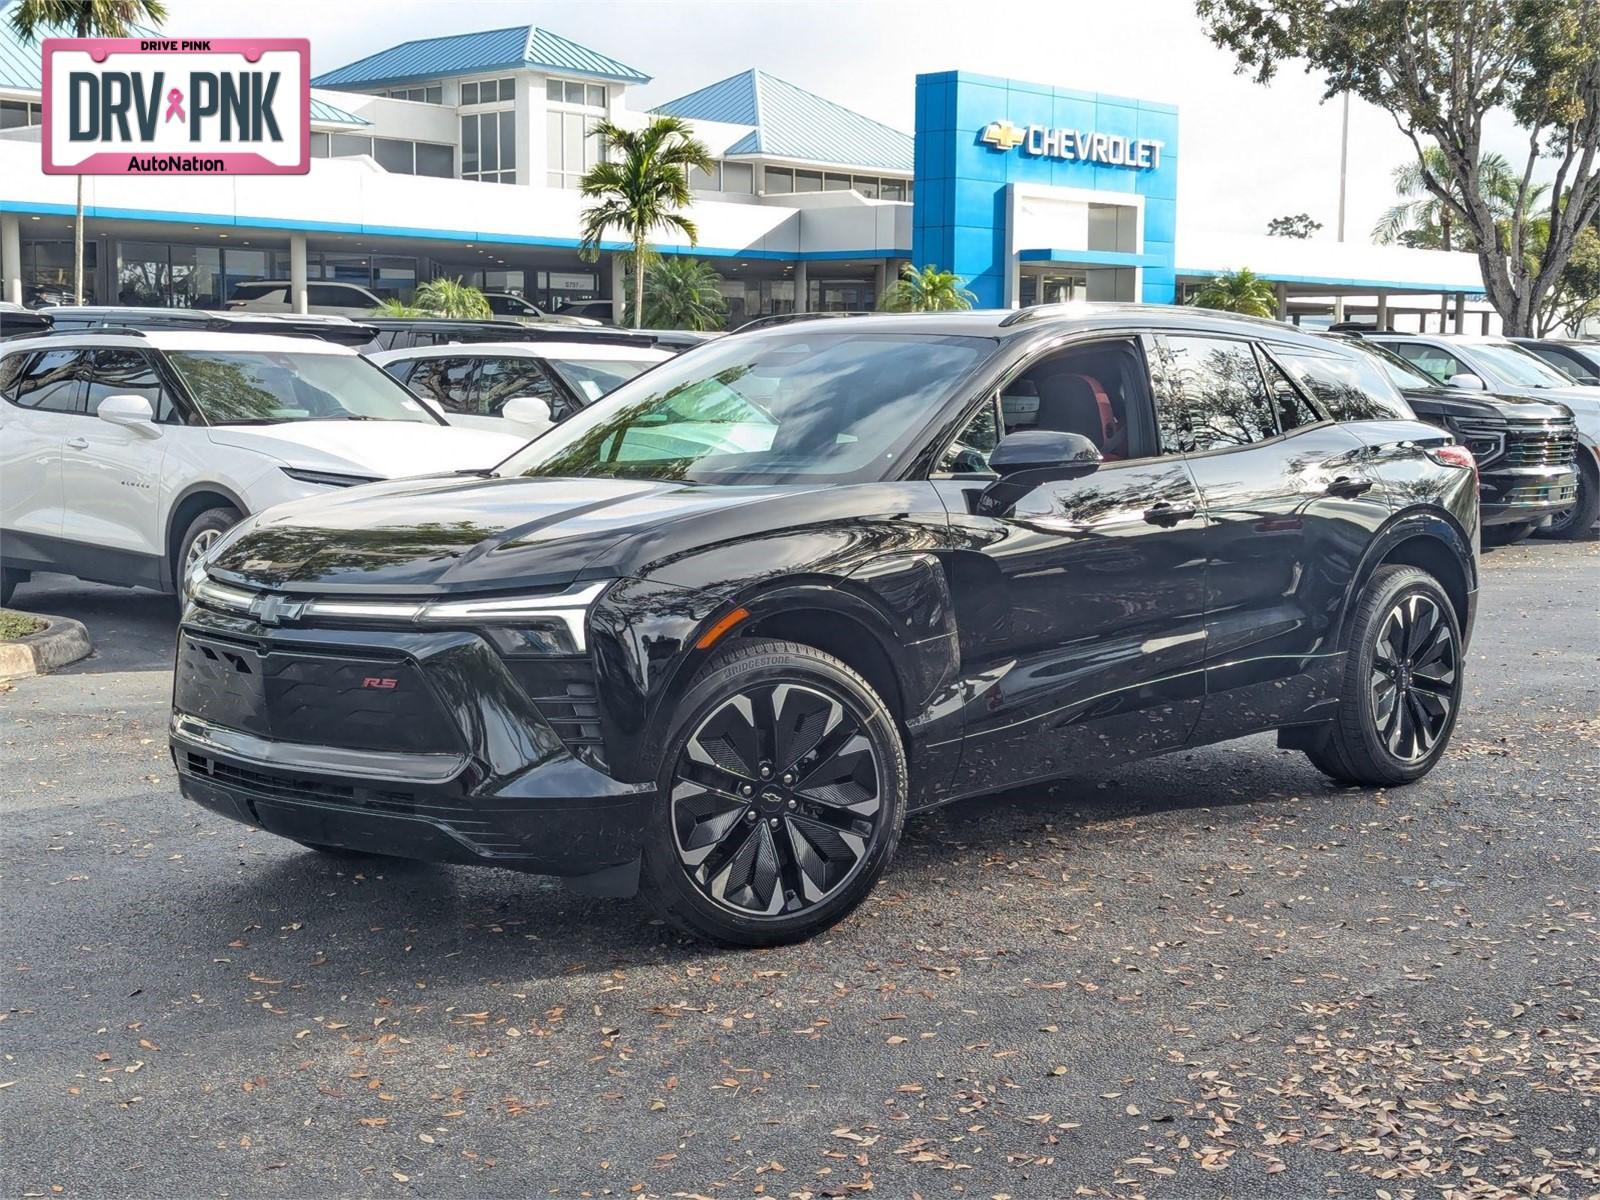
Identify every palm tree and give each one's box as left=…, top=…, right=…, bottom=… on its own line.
left=8, top=0, right=170, bottom=305
left=578, top=116, right=713, bottom=330
left=410, top=277, right=491, bottom=319
left=877, top=263, right=976, bottom=312
left=1190, top=268, right=1277, bottom=318
left=628, top=256, right=727, bottom=331
left=1372, top=149, right=1546, bottom=251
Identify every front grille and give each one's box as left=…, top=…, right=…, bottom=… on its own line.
left=1503, top=481, right=1578, bottom=505
left=175, top=633, right=459, bottom=755
left=1501, top=428, right=1577, bottom=467
left=505, top=657, right=606, bottom=767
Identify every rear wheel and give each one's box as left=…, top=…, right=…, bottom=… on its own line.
left=1538, top=460, right=1599, bottom=540
left=638, top=639, right=907, bottom=946
left=1304, top=565, right=1463, bottom=787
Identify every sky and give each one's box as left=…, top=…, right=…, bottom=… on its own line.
left=160, top=0, right=1542, bottom=247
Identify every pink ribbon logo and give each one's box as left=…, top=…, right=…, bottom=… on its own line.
left=164, top=87, right=185, bottom=123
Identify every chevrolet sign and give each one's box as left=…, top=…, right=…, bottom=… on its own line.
left=981, top=120, right=1161, bottom=171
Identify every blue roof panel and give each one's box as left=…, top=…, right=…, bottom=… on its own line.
left=653, top=70, right=912, bottom=173
left=0, top=0, right=157, bottom=90
left=311, top=25, right=649, bottom=89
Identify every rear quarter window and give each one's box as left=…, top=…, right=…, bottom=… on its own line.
left=1277, top=348, right=1415, bottom=423
left=0, top=350, right=27, bottom=398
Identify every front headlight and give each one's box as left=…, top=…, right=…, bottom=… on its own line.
left=281, top=467, right=383, bottom=489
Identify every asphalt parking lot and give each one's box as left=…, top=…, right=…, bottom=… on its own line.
left=2, top=541, right=1596, bottom=1200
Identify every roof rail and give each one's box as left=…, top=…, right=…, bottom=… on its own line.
left=998, top=302, right=1094, bottom=328
left=37, top=324, right=149, bottom=338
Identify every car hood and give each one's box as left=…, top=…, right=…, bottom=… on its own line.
left=1398, top=385, right=1574, bottom=422
left=207, top=474, right=823, bottom=594
left=206, top=420, right=526, bottom=477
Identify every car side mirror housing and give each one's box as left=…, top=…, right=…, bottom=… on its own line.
left=1446, top=372, right=1487, bottom=391
left=501, top=395, right=554, bottom=428
left=97, top=393, right=160, bottom=434
left=988, top=429, right=1103, bottom=476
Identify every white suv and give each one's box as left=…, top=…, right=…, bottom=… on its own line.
left=0, top=330, right=525, bottom=606
left=226, top=281, right=384, bottom=317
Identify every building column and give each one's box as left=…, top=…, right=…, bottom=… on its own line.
left=873, top=259, right=887, bottom=309
left=289, top=233, right=308, bottom=315
left=793, top=260, right=808, bottom=314
left=0, top=211, right=20, bottom=307
left=1332, top=295, right=1346, bottom=324
left=1274, top=281, right=1288, bottom=322
left=1453, top=291, right=1466, bottom=334
left=1375, top=291, right=1389, bottom=332
left=1481, top=310, right=1491, bottom=335
left=609, top=253, right=626, bottom=325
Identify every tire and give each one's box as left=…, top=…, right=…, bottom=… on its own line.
left=0, top=566, right=24, bottom=607
left=1538, top=459, right=1599, bottom=541
left=174, top=506, right=240, bottom=591
left=1482, top=520, right=1538, bottom=546
left=637, top=638, right=908, bottom=947
left=1304, top=565, right=1464, bottom=788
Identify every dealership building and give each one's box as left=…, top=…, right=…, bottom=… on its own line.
left=0, top=8, right=1496, bottom=329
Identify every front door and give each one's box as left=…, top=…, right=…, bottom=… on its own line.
left=0, top=347, right=82, bottom=549
left=58, top=348, right=173, bottom=580
left=931, top=334, right=1209, bottom=796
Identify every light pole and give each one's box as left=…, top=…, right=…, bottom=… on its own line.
left=1333, top=91, right=1350, bottom=324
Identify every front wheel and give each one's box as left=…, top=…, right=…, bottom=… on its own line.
left=174, top=506, right=241, bottom=592
left=1304, top=565, right=1464, bottom=787
left=638, top=639, right=907, bottom=947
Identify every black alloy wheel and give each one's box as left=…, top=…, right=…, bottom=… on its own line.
left=640, top=639, right=906, bottom=946
left=1303, top=564, right=1464, bottom=787
left=1368, top=593, right=1457, bottom=762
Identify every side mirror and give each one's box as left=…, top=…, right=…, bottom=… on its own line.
left=97, top=393, right=160, bottom=434
left=501, top=395, right=554, bottom=428
left=1446, top=372, right=1487, bottom=391
left=988, top=429, right=1103, bottom=476
left=976, top=430, right=1103, bottom=518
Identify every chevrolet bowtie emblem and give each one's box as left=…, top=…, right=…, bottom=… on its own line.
left=250, top=593, right=308, bottom=626
left=980, top=119, right=1027, bottom=151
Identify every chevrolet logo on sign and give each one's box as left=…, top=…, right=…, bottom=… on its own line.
left=980, top=119, right=1027, bottom=151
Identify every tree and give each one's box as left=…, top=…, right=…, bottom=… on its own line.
left=1533, top=207, right=1600, bottom=332
left=1196, top=0, right=1600, bottom=335
left=1190, top=267, right=1279, bottom=317
left=1371, top=148, right=1545, bottom=249
left=410, top=277, right=491, bottom=319
left=877, top=263, right=977, bottom=312
left=578, top=116, right=713, bottom=330
left=9, top=0, right=170, bottom=306
left=1267, top=212, right=1323, bottom=238
left=626, top=256, right=728, bottom=331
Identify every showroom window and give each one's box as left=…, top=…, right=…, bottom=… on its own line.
left=460, top=77, right=516, bottom=106
left=545, top=76, right=606, bottom=189
left=462, top=110, right=517, bottom=184
left=1, top=98, right=42, bottom=128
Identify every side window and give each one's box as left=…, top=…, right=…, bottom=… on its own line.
left=308, top=284, right=362, bottom=308
left=476, top=357, right=564, bottom=418
left=1277, top=349, right=1414, bottom=422
left=86, top=348, right=179, bottom=423
left=406, top=357, right=476, bottom=413
left=1257, top=348, right=1321, bottom=431
left=233, top=284, right=286, bottom=305
left=1154, top=335, right=1277, bottom=451
left=1387, top=341, right=1464, bottom=384
left=381, top=360, right=415, bottom=385
left=0, top=351, right=27, bottom=399
left=1538, top=345, right=1598, bottom=382
left=1004, top=337, right=1153, bottom=459
left=10, top=349, right=84, bottom=413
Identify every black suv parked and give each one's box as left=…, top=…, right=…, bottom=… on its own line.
left=174, top=308, right=1480, bottom=945
left=1334, top=336, right=1578, bottom=541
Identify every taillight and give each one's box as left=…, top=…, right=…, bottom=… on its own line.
left=1426, top=443, right=1477, bottom=475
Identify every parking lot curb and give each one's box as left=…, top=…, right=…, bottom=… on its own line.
left=0, top=614, right=93, bottom=680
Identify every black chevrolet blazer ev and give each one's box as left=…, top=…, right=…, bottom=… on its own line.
left=173, top=307, right=1481, bottom=945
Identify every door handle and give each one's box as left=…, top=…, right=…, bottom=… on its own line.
left=65, top=436, right=89, bottom=449
left=1325, top=475, right=1373, bottom=498
left=1143, top=502, right=1198, bottom=526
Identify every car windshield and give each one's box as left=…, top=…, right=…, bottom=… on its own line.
left=1471, top=341, right=1579, bottom=389
left=547, top=358, right=656, bottom=402
left=1351, top=341, right=1439, bottom=391
left=497, top=330, right=992, bottom=485
left=167, top=350, right=442, bottom=425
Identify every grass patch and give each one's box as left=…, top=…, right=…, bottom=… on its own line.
left=0, top=609, right=44, bottom=640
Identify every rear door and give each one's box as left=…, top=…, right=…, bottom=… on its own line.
left=1150, top=334, right=1387, bottom=739
left=0, top=347, right=84, bottom=548
left=57, top=348, right=177, bottom=572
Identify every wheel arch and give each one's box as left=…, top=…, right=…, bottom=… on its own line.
left=1338, top=509, right=1476, bottom=651
left=165, top=483, right=248, bottom=590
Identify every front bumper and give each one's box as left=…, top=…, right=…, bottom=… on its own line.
left=169, top=605, right=652, bottom=883
left=1479, top=464, right=1577, bottom=526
